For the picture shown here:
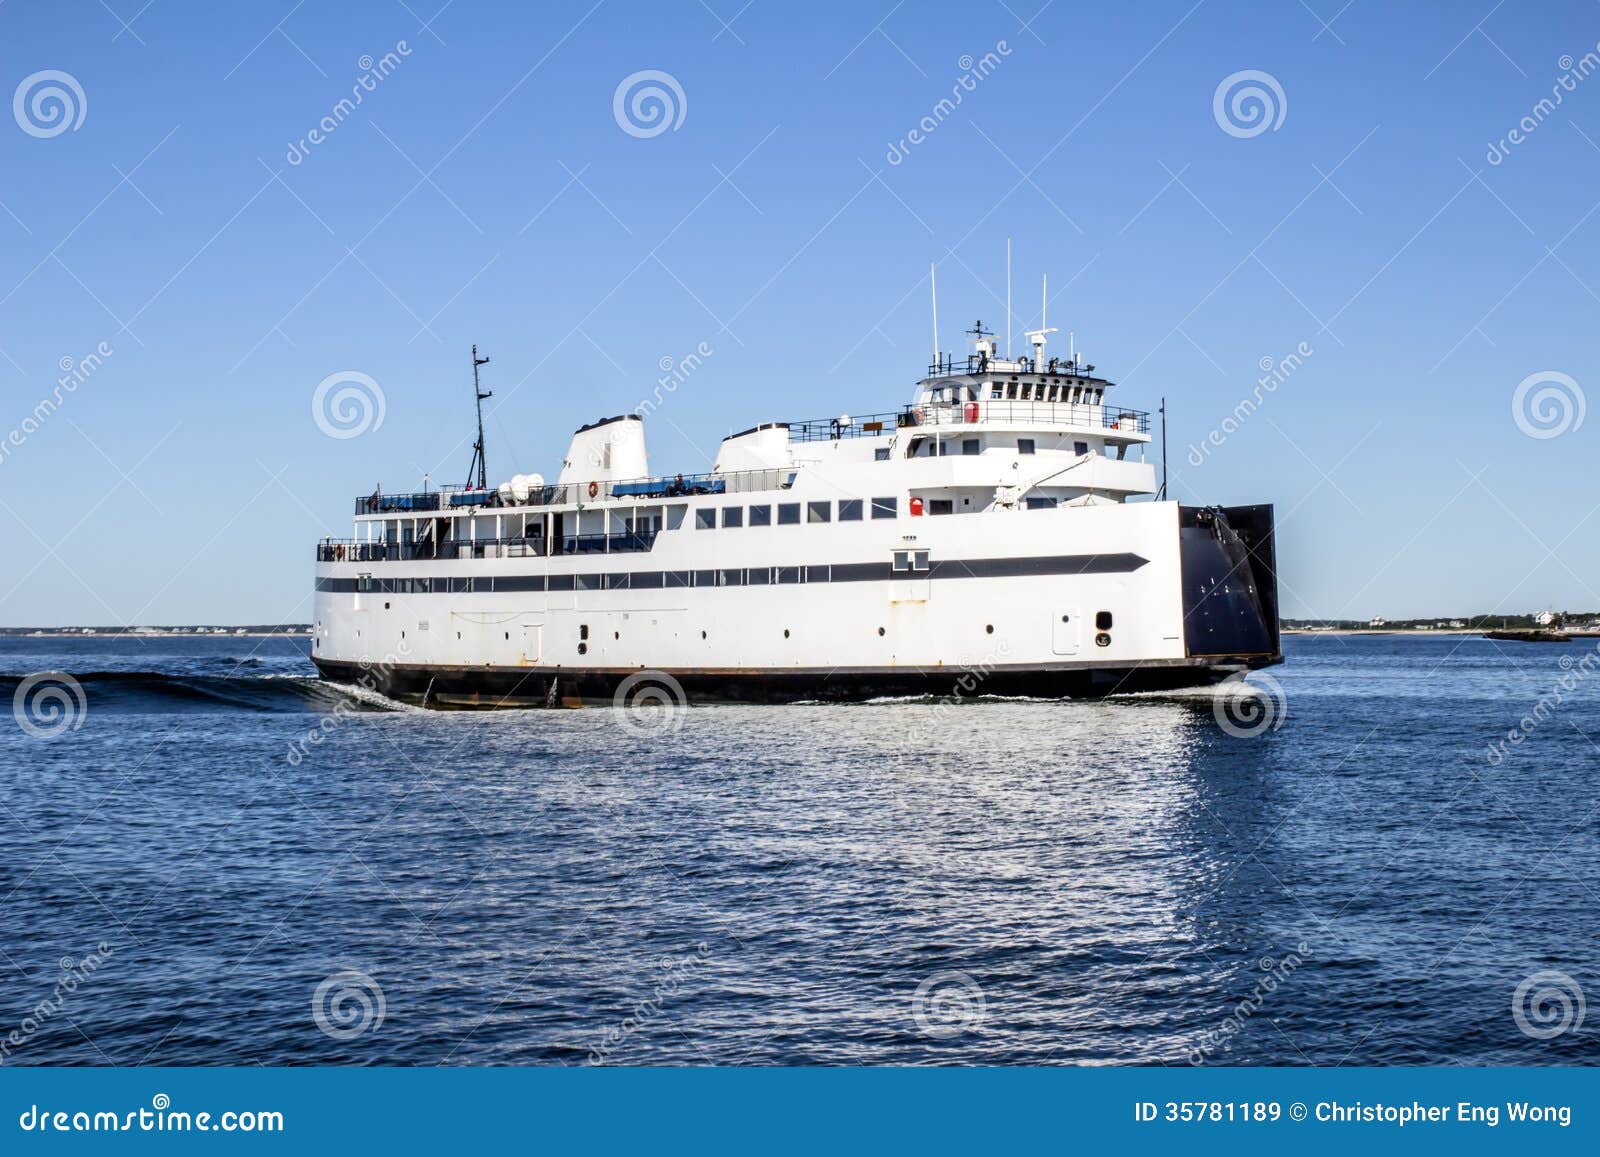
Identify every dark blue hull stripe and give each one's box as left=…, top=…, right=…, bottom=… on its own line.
left=313, top=552, right=1148, bottom=595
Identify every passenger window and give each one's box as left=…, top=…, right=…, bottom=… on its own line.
left=871, top=497, right=897, bottom=519
left=928, top=500, right=952, bottom=516
left=777, top=503, right=801, bottom=525
left=1075, top=441, right=1089, bottom=455
left=1018, top=439, right=1035, bottom=455
left=749, top=504, right=771, bottom=526
left=962, top=439, right=979, bottom=456
left=807, top=501, right=831, bottom=523
left=874, top=447, right=890, bottom=461
left=695, top=508, right=715, bottom=529
left=913, top=550, right=929, bottom=571
left=838, top=499, right=863, bottom=521
left=892, top=550, right=910, bottom=571
left=722, top=507, right=743, bottom=528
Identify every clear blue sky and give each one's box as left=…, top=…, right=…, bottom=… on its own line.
left=2, top=0, right=1597, bottom=625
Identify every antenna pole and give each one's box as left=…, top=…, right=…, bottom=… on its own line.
left=1159, top=396, right=1169, bottom=501
left=930, top=262, right=939, bottom=367
left=1041, top=273, right=1047, bottom=332
left=1005, top=238, right=1012, bottom=356
left=466, top=344, right=492, bottom=491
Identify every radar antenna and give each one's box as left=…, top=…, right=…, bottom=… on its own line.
left=465, top=344, right=492, bottom=491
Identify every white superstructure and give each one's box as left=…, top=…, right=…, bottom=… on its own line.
left=311, top=323, right=1280, bottom=706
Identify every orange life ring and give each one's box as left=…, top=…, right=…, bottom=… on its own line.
left=587, top=481, right=600, bottom=499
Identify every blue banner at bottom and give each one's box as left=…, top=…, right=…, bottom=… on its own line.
left=1, top=1068, right=1594, bottom=1153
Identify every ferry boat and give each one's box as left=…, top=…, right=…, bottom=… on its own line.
left=311, top=322, right=1281, bottom=707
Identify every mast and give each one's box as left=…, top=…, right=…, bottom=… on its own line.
left=1158, top=396, right=1169, bottom=501
left=465, top=344, right=492, bottom=491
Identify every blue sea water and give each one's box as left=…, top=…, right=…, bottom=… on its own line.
left=0, top=632, right=1595, bottom=1066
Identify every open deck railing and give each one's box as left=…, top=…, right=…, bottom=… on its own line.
left=355, top=467, right=796, bottom=517
left=786, top=401, right=1149, bottom=441
left=316, top=529, right=660, bottom=563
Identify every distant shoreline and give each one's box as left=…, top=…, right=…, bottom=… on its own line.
left=0, top=627, right=311, bottom=638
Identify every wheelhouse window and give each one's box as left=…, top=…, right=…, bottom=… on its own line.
left=777, top=503, right=801, bottom=525
left=838, top=499, right=863, bottom=521
left=871, top=496, right=897, bottom=519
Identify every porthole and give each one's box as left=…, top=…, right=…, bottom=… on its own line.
left=985, top=624, right=994, bottom=634
left=1095, top=632, right=1111, bottom=648
left=384, top=602, right=391, bottom=610
left=505, top=632, right=510, bottom=640
left=578, top=642, right=587, bottom=655
left=701, top=630, right=707, bottom=640
left=877, top=626, right=885, bottom=636
left=613, top=631, right=620, bottom=640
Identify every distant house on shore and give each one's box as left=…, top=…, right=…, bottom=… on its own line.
left=1369, top=616, right=1386, bottom=628
left=1534, top=610, right=1561, bottom=627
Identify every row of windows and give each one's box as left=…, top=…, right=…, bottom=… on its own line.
left=353, top=563, right=908, bottom=594
left=696, top=497, right=896, bottom=530
left=987, top=382, right=1101, bottom=403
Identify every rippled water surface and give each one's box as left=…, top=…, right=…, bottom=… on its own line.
left=1, top=633, right=1596, bottom=1065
